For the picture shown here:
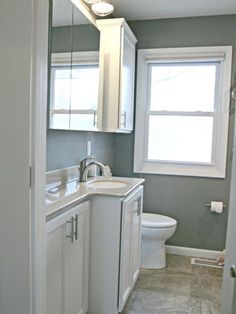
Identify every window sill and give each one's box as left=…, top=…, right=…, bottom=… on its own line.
left=133, top=162, right=226, bottom=178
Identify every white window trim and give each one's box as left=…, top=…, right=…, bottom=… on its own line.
left=134, top=46, right=232, bottom=178
left=51, top=51, right=99, bottom=66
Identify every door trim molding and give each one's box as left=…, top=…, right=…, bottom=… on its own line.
left=31, top=0, right=49, bottom=313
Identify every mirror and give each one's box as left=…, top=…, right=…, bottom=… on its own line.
left=49, top=0, right=100, bottom=131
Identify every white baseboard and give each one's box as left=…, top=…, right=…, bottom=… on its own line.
left=166, top=245, right=222, bottom=259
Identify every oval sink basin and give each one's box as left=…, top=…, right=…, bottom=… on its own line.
left=87, top=180, right=128, bottom=189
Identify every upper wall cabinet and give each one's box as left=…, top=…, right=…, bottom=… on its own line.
left=97, top=18, right=137, bottom=133
left=48, top=1, right=137, bottom=133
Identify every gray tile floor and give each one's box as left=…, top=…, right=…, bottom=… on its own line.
left=122, top=254, right=223, bottom=314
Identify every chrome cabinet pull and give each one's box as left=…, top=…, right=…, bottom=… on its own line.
left=121, top=112, right=127, bottom=128
left=230, top=265, right=236, bottom=278
left=138, top=195, right=142, bottom=216
left=66, top=217, right=75, bottom=243
left=133, top=196, right=142, bottom=216
left=93, top=111, right=97, bottom=127
left=74, top=214, right=78, bottom=240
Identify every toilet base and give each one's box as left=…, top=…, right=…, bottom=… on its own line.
left=141, top=242, right=166, bottom=269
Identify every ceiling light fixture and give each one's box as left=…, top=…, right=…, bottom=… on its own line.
left=83, top=0, right=99, bottom=4
left=91, top=1, right=114, bottom=16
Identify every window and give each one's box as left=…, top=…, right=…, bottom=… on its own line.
left=134, top=46, right=232, bottom=178
left=49, top=51, right=99, bottom=130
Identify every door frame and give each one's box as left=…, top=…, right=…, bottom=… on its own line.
left=31, top=0, right=49, bottom=313
left=31, top=1, right=236, bottom=313
left=222, top=112, right=236, bottom=313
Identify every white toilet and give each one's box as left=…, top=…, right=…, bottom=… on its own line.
left=141, top=213, right=177, bottom=269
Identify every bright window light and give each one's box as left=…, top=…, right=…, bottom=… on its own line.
left=148, top=115, right=214, bottom=163
left=149, top=63, right=216, bottom=112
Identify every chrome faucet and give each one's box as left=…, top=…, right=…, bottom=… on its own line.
left=79, top=156, right=106, bottom=182
left=79, top=155, right=95, bottom=182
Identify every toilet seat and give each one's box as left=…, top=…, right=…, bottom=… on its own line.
left=142, top=213, right=177, bottom=229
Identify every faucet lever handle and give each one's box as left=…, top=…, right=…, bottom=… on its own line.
left=80, top=154, right=96, bottom=163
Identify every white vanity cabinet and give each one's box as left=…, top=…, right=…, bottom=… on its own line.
left=89, top=185, right=143, bottom=314
left=46, top=201, right=90, bottom=314
left=97, top=18, right=137, bottom=133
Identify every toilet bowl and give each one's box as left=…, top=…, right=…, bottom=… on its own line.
left=141, top=213, right=177, bottom=269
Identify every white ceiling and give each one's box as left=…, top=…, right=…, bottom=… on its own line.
left=111, top=0, right=236, bottom=20
left=53, top=0, right=236, bottom=26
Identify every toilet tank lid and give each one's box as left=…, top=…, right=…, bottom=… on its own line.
left=142, top=213, right=177, bottom=228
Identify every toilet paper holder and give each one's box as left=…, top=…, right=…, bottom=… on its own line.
left=205, top=203, right=226, bottom=208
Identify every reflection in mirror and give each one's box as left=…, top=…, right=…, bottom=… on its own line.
left=49, top=0, right=100, bottom=131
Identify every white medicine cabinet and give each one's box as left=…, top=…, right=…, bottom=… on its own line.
left=48, top=0, right=100, bottom=131
left=50, top=51, right=100, bottom=131
left=48, top=0, right=137, bottom=133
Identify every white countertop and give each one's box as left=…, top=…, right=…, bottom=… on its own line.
left=46, top=176, right=145, bottom=217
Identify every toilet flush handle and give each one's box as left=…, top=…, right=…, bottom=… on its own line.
left=230, top=265, right=236, bottom=278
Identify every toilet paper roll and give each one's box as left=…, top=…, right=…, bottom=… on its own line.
left=210, top=201, right=223, bottom=213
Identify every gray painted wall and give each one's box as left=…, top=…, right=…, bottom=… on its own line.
left=51, top=24, right=99, bottom=53
left=113, top=15, right=236, bottom=250
left=47, top=15, right=236, bottom=250
left=47, top=130, right=114, bottom=171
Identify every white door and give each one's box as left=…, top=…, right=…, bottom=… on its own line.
left=222, top=129, right=236, bottom=313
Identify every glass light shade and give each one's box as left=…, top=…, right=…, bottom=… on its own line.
left=84, top=0, right=100, bottom=4
left=91, top=1, right=114, bottom=16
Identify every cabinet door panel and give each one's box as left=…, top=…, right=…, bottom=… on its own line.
left=118, top=204, right=133, bottom=311
left=130, top=195, right=143, bottom=287
left=119, top=30, right=136, bottom=131
left=64, top=203, right=90, bottom=314
left=46, top=201, right=90, bottom=314
left=118, top=186, right=143, bottom=312
left=47, top=226, right=64, bottom=314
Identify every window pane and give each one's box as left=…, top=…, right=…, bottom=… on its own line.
left=50, top=114, right=70, bottom=130
left=70, top=114, right=97, bottom=130
left=148, top=116, right=213, bottom=163
left=71, top=66, right=99, bottom=110
left=150, top=63, right=217, bottom=112
left=53, top=67, right=71, bottom=110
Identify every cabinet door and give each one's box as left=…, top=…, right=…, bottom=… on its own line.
left=46, top=210, right=70, bottom=314
left=46, top=201, right=90, bottom=314
left=118, top=186, right=143, bottom=312
left=118, top=200, right=133, bottom=312
left=64, top=202, right=90, bottom=314
left=97, top=18, right=137, bottom=133
left=130, top=193, right=143, bottom=287
left=119, top=28, right=136, bottom=131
